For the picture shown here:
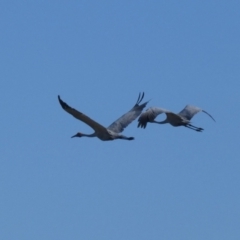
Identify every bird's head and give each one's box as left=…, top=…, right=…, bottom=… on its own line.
left=71, top=132, right=83, bottom=138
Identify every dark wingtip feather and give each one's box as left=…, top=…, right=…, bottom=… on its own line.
left=58, top=95, right=62, bottom=103
left=139, top=92, right=144, bottom=103
left=136, top=92, right=141, bottom=104
left=135, top=92, right=145, bottom=106
left=58, top=95, right=70, bottom=110
left=58, top=95, right=64, bottom=107
left=137, top=120, right=147, bottom=129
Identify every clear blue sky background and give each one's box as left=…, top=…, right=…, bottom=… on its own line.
left=1, top=1, right=239, bottom=239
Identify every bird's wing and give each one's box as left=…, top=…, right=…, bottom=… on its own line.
left=107, top=92, right=149, bottom=133
left=137, top=107, right=169, bottom=128
left=178, top=105, right=201, bottom=120
left=58, top=96, right=107, bottom=132
left=178, top=105, right=215, bottom=122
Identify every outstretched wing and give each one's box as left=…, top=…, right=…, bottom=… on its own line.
left=178, top=105, right=215, bottom=122
left=137, top=107, right=169, bottom=128
left=108, top=92, right=149, bottom=133
left=58, top=96, right=107, bottom=132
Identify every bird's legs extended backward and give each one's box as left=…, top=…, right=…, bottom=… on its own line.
left=185, top=124, right=204, bottom=132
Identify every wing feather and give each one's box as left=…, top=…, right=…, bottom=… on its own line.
left=179, top=105, right=215, bottom=122
left=137, top=107, right=169, bottom=128
left=108, top=92, right=148, bottom=133
left=58, top=96, right=107, bottom=132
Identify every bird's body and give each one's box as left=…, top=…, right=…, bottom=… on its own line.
left=58, top=93, right=148, bottom=141
left=138, top=105, right=215, bottom=132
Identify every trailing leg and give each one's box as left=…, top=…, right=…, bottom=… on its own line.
left=118, top=135, right=135, bottom=140
left=185, top=124, right=203, bottom=132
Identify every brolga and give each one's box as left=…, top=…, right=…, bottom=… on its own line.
left=138, top=105, right=215, bottom=132
left=58, top=93, right=148, bottom=141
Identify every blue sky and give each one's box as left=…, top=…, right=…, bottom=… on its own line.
left=1, top=1, right=240, bottom=239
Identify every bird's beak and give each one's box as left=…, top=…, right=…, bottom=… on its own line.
left=71, top=133, right=78, bottom=138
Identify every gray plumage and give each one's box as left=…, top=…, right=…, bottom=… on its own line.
left=58, top=93, right=148, bottom=141
left=138, top=105, right=215, bottom=132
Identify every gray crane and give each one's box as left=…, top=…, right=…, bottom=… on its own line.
left=58, top=93, right=148, bottom=141
left=138, top=105, right=215, bottom=132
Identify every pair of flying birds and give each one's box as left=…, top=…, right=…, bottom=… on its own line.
left=58, top=93, right=215, bottom=141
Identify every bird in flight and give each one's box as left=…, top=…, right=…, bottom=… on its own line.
left=58, top=93, right=148, bottom=141
left=138, top=105, right=215, bottom=132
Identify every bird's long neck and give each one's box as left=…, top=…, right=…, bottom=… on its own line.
left=72, top=132, right=97, bottom=138
left=81, top=133, right=96, bottom=137
left=154, top=119, right=168, bottom=124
